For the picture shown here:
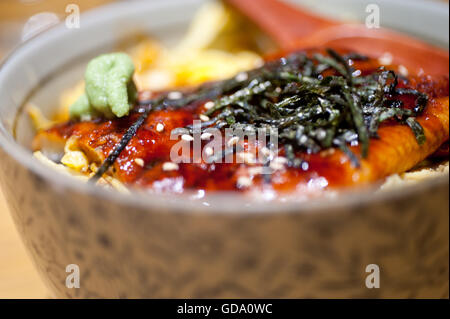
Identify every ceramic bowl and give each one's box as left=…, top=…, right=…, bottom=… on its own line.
left=0, top=0, right=448, bottom=298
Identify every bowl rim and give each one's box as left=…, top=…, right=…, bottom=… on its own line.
left=0, top=0, right=448, bottom=215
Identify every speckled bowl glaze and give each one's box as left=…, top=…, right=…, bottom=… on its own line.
left=0, top=0, right=448, bottom=298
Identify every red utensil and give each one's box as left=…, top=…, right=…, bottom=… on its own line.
left=225, top=0, right=449, bottom=76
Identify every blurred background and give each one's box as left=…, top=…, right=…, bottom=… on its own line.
left=0, top=0, right=448, bottom=299
left=0, top=0, right=119, bottom=299
left=0, top=0, right=117, bottom=57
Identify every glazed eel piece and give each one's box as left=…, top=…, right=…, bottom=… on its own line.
left=33, top=50, right=449, bottom=194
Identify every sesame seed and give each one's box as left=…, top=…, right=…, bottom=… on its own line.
left=156, top=123, right=165, bottom=132
left=260, top=147, right=271, bottom=157
left=237, top=176, right=253, bottom=188
left=299, top=135, right=308, bottom=144
left=269, top=162, right=285, bottom=171
left=162, top=162, right=179, bottom=171
left=181, top=134, right=194, bottom=142
left=254, top=59, right=264, bottom=68
left=168, top=91, right=182, bottom=99
left=204, top=147, right=214, bottom=157
left=261, top=81, right=271, bottom=89
left=199, top=114, right=210, bottom=122
left=269, top=157, right=287, bottom=171
left=140, top=91, right=152, bottom=100
left=204, top=101, right=215, bottom=110
left=273, top=156, right=288, bottom=164
left=227, top=136, right=239, bottom=147
left=316, top=129, right=327, bottom=140
left=378, top=52, right=393, bottom=65
left=398, top=65, right=409, bottom=77
left=201, top=132, right=213, bottom=140
left=235, top=72, right=248, bottom=82
left=301, top=161, right=309, bottom=171
left=135, top=158, right=145, bottom=167
left=352, top=70, right=361, bottom=77
left=238, top=152, right=256, bottom=164
left=320, top=148, right=335, bottom=157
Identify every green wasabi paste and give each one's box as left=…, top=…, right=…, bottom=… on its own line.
left=69, top=53, right=138, bottom=120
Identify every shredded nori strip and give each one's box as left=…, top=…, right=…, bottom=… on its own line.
left=89, top=107, right=152, bottom=182
left=184, top=50, right=428, bottom=167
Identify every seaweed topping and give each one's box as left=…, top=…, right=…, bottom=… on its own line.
left=91, top=49, right=428, bottom=181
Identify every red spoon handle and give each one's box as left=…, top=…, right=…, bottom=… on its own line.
left=225, top=0, right=337, bottom=49
left=225, top=0, right=449, bottom=76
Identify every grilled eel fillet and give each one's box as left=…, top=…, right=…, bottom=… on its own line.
left=33, top=76, right=449, bottom=194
